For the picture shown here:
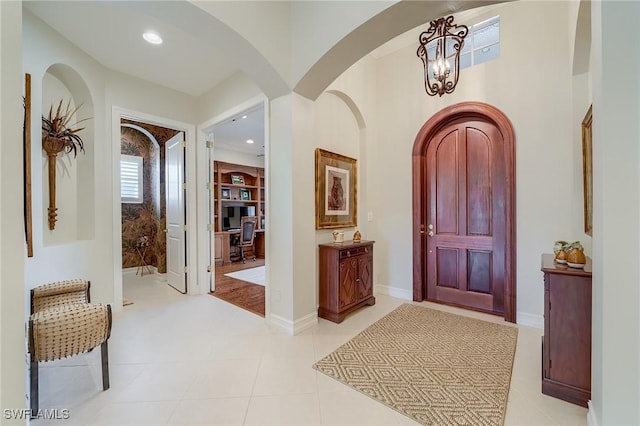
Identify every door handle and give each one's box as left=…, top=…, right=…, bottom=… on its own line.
left=428, top=230, right=434, bottom=237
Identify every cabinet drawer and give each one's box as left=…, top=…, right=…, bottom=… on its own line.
left=339, top=245, right=370, bottom=258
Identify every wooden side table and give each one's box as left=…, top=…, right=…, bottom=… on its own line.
left=136, top=237, right=153, bottom=276
left=541, top=253, right=592, bottom=407
left=318, top=240, right=375, bottom=323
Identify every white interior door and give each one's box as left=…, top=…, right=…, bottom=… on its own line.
left=165, top=132, right=186, bottom=293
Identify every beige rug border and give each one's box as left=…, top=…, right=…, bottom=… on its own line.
left=313, top=303, right=519, bottom=426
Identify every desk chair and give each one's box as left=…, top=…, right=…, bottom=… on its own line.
left=238, top=216, right=257, bottom=263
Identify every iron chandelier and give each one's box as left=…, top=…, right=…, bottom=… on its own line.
left=417, top=16, right=469, bottom=97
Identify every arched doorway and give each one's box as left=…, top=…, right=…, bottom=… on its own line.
left=412, top=102, right=516, bottom=322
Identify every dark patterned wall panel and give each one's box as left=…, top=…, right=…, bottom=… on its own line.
left=121, top=121, right=178, bottom=272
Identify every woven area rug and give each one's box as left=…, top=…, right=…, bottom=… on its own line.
left=313, top=304, right=518, bottom=425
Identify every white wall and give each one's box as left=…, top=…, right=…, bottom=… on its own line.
left=0, top=1, right=27, bottom=421
left=591, top=1, right=640, bottom=424
left=194, top=2, right=292, bottom=87
left=315, top=1, right=581, bottom=324
left=23, top=11, right=200, bottom=306
left=105, top=70, right=197, bottom=124
left=269, top=95, right=295, bottom=324
left=198, top=73, right=264, bottom=125
left=23, top=10, right=110, bottom=303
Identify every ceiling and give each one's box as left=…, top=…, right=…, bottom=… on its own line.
left=24, top=1, right=238, bottom=97
left=24, top=1, right=492, bottom=159
left=211, top=105, right=265, bottom=157
left=24, top=1, right=266, bottom=156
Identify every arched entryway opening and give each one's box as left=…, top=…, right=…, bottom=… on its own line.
left=412, top=102, right=516, bottom=322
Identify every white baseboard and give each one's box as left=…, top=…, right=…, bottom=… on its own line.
left=269, top=311, right=318, bottom=335
left=516, top=312, right=543, bottom=329
left=587, top=401, right=598, bottom=426
left=374, top=284, right=412, bottom=301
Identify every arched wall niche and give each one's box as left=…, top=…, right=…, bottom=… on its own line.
left=41, top=63, right=95, bottom=245
left=573, top=0, right=591, bottom=76
left=315, top=90, right=369, bottom=236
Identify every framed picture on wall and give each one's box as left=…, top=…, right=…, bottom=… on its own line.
left=23, top=73, right=33, bottom=257
left=315, top=148, right=357, bottom=229
left=582, top=105, right=593, bottom=236
left=231, top=174, right=244, bottom=185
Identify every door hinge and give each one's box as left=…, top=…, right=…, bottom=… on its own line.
left=207, top=265, right=212, bottom=273
left=181, top=141, right=187, bottom=148
left=206, top=182, right=215, bottom=190
left=207, top=224, right=214, bottom=231
left=182, top=225, right=188, bottom=231
left=182, top=182, right=188, bottom=190
left=183, top=266, right=188, bottom=273
left=206, top=140, right=214, bottom=149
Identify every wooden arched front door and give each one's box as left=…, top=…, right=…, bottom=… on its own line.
left=412, top=102, right=516, bottom=322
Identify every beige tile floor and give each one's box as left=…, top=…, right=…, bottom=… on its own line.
left=32, top=273, right=587, bottom=425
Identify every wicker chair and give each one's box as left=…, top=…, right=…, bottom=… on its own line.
left=28, top=279, right=112, bottom=416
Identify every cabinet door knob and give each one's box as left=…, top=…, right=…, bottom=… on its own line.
left=347, top=251, right=351, bottom=256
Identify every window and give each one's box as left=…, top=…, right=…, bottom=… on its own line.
left=120, top=155, right=143, bottom=203
left=460, top=16, right=500, bottom=70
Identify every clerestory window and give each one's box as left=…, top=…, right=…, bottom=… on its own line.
left=460, top=16, right=500, bottom=70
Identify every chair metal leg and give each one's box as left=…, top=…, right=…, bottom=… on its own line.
left=101, top=340, right=110, bottom=391
left=30, top=357, right=38, bottom=418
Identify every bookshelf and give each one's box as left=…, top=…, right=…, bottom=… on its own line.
left=213, top=161, right=265, bottom=232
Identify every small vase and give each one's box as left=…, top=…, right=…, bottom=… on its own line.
left=566, top=248, right=586, bottom=268
left=331, top=231, right=344, bottom=243
left=555, top=249, right=567, bottom=264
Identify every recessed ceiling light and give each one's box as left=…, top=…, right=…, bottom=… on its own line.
left=242, top=115, right=247, bottom=119
left=143, top=32, right=163, bottom=45
left=246, top=139, right=254, bottom=144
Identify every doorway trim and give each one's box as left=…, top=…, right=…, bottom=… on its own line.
left=412, top=101, right=517, bottom=322
left=195, top=94, right=270, bottom=313
left=111, top=106, right=198, bottom=308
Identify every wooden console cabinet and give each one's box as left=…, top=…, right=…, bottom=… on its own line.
left=541, top=253, right=592, bottom=407
left=319, top=241, right=375, bottom=323
left=214, top=232, right=230, bottom=265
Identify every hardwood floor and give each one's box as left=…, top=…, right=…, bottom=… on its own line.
left=210, top=258, right=265, bottom=317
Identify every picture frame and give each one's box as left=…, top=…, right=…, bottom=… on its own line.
left=221, top=188, right=230, bottom=199
left=240, top=188, right=251, bottom=200
left=315, top=148, right=357, bottom=229
left=24, top=73, right=33, bottom=257
left=582, top=105, right=593, bottom=236
left=231, top=174, right=244, bottom=185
